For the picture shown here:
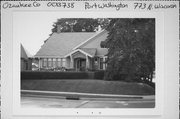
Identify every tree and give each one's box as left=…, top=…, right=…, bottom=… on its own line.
left=103, top=19, right=155, bottom=82
left=50, top=18, right=110, bottom=35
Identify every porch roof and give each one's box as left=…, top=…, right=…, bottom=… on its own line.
left=79, top=48, right=96, bottom=57
left=21, top=44, right=32, bottom=59
left=65, top=48, right=97, bottom=58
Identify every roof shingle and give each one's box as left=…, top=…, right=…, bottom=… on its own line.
left=79, top=48, right=97, bottom=57
left=35, top=32, right=96, bottom=58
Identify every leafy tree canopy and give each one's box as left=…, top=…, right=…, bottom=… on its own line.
left=51, top=18, right=110, bottom=34
left=103, top=18, right=155, bottom=82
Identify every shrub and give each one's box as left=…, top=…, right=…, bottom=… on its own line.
left=142, top=80, right=155, bottom=89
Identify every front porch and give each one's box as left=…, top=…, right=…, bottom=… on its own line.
left=65, top=48, right=106, bottom=71
left=66, top=50, right=93, bottom=71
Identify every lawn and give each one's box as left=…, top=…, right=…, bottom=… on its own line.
left=21, top=79, right=155, bottom=95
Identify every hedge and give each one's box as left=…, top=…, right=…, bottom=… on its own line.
left=21, top=70, right=107, bottom=80
left=21, top=71, right=89, bottom=80
left=94, top=70, right=105, bottom=79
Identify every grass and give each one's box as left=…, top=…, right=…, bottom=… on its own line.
left=21, top=79, right=155, bottom=95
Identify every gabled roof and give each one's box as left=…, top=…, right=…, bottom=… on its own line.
left=65, top=48, right=96, bottom=58
left=21, top=44, right=32, bottom=59
left=73, top=30, right=108, bottom=50
left=21, top=44, right=28, bottom=59
left=35, top=32, right=96, bottom=58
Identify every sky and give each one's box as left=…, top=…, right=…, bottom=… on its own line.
left=14, top=12, right=107, bottom=56
left=13, top=12, right=135, bottom=56
left=14, top=12, right=60, bottom=56
left=14, top=11, right=118, bottom=56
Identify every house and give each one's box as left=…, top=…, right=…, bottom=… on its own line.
left=21, top=44, right=32, bottom=71
left=35, top=30, right=109, bottom=71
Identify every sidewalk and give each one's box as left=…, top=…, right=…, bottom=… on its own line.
left=21, top=90, right=155, bottom=101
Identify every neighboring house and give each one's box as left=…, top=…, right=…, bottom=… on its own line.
left=35, top=30, right=109, bottom=71
left=32, top=62, right=39, bottom=71
left=21, top=44, right=32, bottom=71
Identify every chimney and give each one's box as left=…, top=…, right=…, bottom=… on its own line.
left=57, top=25, right=61, bottom=33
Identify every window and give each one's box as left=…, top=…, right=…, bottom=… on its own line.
left=53, top=58, right=56, bottom=68
left=62, top=58, right=66, bottom=67
left=104, top=57, right=108, bottom=69
left=57, top=59, right=61, bottom=67
left=100, top=58, right=103, bottom=69
left=43, top=58, right=47, bottom=67
left=48, top=58, right=52, bottom=67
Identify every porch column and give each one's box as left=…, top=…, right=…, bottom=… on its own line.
left=51, top=58, right=53, bottom=68
left=46, top=58, right=48, bottom=68
left=70, top=55, right=74, bottom=68
left=55, top=58, right=58, bottom=68
left=103, top=57, right=105, bottom=70
left=86, top=55, right=89, bottom=69
left=38, top=58, right=41, bottom=70
left=40, top=59, right=43, bottom=68
left=103, top=56, right=108, bottom=69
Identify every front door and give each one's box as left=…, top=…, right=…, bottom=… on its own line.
left=75, top=58, right=86, bottom=71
